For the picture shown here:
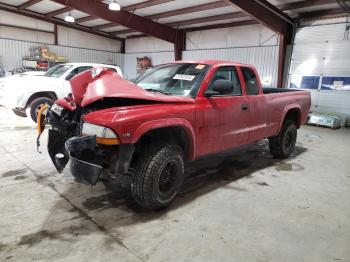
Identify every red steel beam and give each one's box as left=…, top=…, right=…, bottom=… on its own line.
left=92, top=22, right=118, bottom=30
left=224, top=0, right=293, bottom=41
left=75, top=16, right=97, bottom=24
left=123, top=0, right=175, bottom=11
left=112, top=0, right=330, bottom=36
left=46, top=6, right=73, bottom=17
left=184, top=20, right=259, bottom=32
left=50, top=0, right=179, bottom=43
left=147, top=1, right=230, bottom=20
left=18, top=0, right=42, bottom=10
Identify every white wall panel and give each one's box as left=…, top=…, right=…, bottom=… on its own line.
left=125, top=37, right=173, bottom=53
left=183, top=46, right=279, bottom=87
left=57, top=26, right=121, bottom=52
left=0, top=38, right=123, bottom=72
left=186, top=25, right=278, bottom=50
left=124, top=51, right=174, bottom=80
left=0, top=10, right=53, bottom=31
left=0, top=26, right=55, bottom=44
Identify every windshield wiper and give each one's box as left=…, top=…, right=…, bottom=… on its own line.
left=144, top=88, right=171, bottom=95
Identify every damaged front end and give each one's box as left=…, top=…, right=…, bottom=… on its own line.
left=45, top=100, right=82, bottom=173
left=39, top=101, right=134, bottom=186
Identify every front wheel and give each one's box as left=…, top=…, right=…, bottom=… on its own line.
left=26, top=97, right=54, bottom=123
left=269, top=120, right=297, bottom=158
left=131, top=145, right=184, bottom=210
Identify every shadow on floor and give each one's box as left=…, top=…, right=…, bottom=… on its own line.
left=8, top=140, right=307, bottom=251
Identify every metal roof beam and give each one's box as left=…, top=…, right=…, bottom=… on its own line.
left=0, top=3, right=123, bottom=42
left=112, top=0, right=330, bottom=36
left=147, top=1, right=230, bottom=20
left=75, top=16, right=97, bottom=24
left=46, top=6, right=73, bottom=17
left=50, top=0, right=180, bottom=43
left=123, top=0, right=175, bottom=11
left=224, top=0, right=294, bottom=43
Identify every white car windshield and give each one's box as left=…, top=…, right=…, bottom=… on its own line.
left=134, top=63, right=210, bottom=97
left=44, top=65, right=73, bottom=78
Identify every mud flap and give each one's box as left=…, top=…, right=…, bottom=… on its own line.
left=48, top=129, right=70, bottom=173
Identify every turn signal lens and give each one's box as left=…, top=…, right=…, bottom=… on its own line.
left=82, top=122, right=119, bottom=145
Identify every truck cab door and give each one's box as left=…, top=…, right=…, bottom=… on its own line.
left=239, top=66, right=268, bottom=142
left=196, top=66, right=250, bottom=156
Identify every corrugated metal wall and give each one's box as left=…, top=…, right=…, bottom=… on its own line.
left=183, top=46, right=279, bottom=88
left=0, top=38, right=124, bottom=72
left=288, top=17, right=350, bottom=125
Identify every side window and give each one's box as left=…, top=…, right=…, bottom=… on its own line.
left=65, top=66, right=93, bottom=80
left=207, top=66, right=242, bottom=95
left=241, top=67, right=259, bottom=95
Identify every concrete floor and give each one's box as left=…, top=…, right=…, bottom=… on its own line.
left=0, top=106, right=349, bottom=262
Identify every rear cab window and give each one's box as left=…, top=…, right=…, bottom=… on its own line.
left=241, top=67, right=260, bottom=95
left=207, top=66, right=242, bottom=96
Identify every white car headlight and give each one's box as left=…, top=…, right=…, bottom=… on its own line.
left=82, top=122, right=119, bottom=145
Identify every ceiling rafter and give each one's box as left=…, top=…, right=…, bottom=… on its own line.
left=50, top=0, right=181, bottom=43
left=92, top=22, right=119, bottom=30
left=146, top=1, right=230, bottom=20
left=0, top=3, right=123, bottom=42
left=46, top=6, right=73, bottom=17
left=224, top=0, right=293, bottom=37
left=18, top=0, right=42, bottom=10
left=111, top=0, right=335, bottom=36
left=122, top=0, right=175, bottom=11
left=75, top=16, right=97, bottom=24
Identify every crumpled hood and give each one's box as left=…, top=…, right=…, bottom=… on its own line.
left=69, top=69, right=195, bottom=107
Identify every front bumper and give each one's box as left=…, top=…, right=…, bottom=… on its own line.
left=65, top=135, right=134, bottom=186
left=69, top=156, right=103, bottom=185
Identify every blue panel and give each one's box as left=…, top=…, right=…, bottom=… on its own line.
left=295, top=76, right=320, bottom=89
left=321, top=77, right=350, bottom=91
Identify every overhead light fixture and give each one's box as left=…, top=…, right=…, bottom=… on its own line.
left=65, top=12, right=75, bottom=23
left=109, top=0, right=121, bottom=11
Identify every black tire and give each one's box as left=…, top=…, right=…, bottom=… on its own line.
left=131, top=145, right=184, bottom=210
left=12, top=108, right=27, bottom=117
left=26, top=97, right=54, bottom=123
left=269, top=120, right=297, bottom=158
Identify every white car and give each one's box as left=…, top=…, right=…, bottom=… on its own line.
left=0, top=63, right=123, bottom=122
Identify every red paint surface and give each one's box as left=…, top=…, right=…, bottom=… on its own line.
left=68, top=61, right=311, bottom=160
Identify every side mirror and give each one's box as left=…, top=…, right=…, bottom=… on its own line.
left=205, top=79, right=233, bottom=97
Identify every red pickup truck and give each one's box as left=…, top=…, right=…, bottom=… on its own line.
left=39, top=60, right=311, bottom=210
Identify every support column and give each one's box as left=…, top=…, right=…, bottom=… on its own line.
left=54, top=24, right=58, bottom=45
left=174, top=31, right=185, bottom=61
left=277, top=35, right=288, bottom=88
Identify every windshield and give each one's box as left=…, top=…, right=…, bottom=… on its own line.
left=134, top=63, right=210, bottom=97
left=44, top=65, right=73, bottom=78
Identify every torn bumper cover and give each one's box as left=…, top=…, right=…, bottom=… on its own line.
left=64, top=135, right=134, bottom=186
left=65, top=135, right=102, bottom=185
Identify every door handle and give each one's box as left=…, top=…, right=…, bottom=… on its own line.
left=241, top=103, right=249, bottom=110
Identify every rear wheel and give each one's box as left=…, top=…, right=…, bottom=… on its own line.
left=26, top=97, right=54, bottom=123
left=131, top=144, right=184, bottom=210
left=269, top=120, right=297, bottom=158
